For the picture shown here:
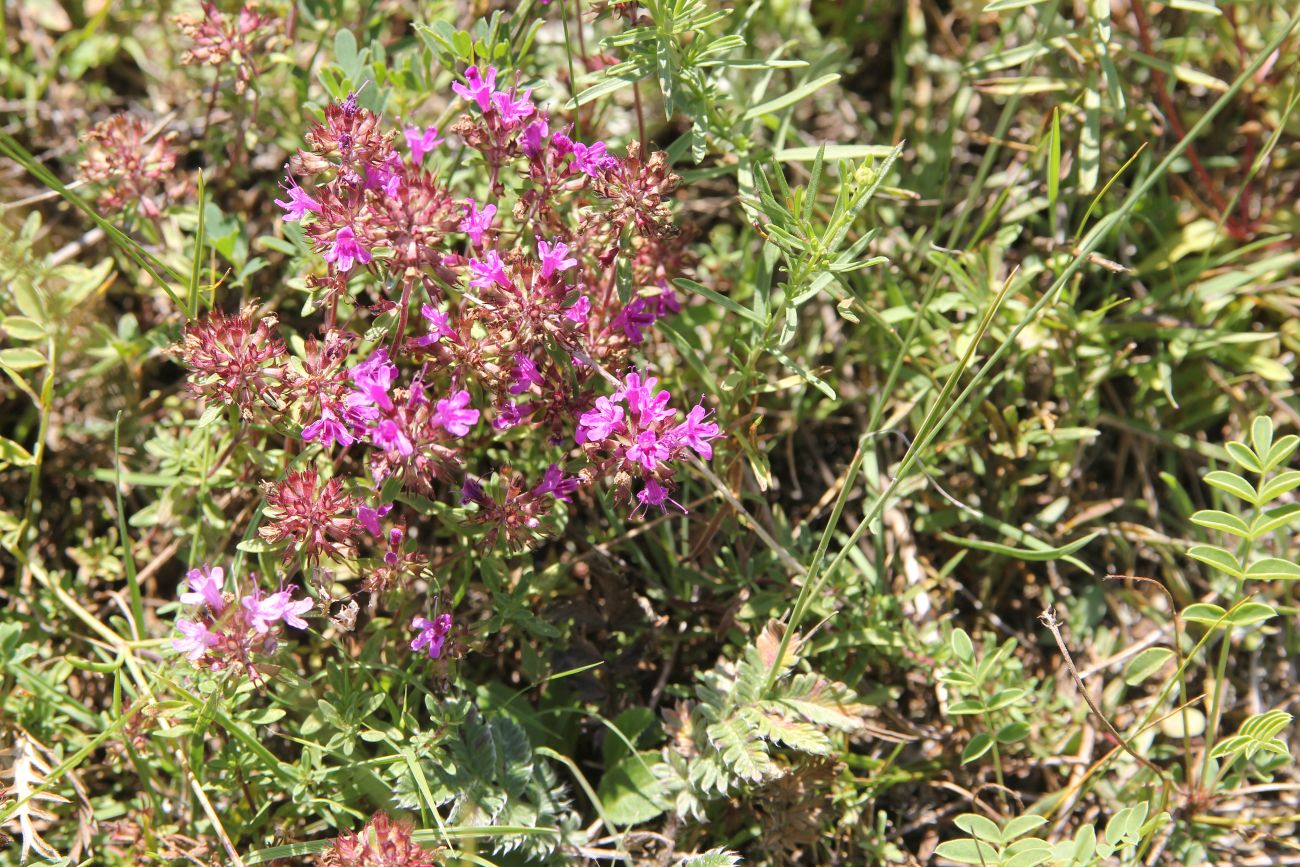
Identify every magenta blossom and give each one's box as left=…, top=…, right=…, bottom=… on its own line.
left=357, top=502, right=393, bottom=536
left=521, top=119, right=549, bottom=157
left=180, top=565, right=226, bottom=612
left=491, top=87, right=535, bottom=127
left=537, top=239, right=577, bottom=279
left=323, top=226, right=371, bottom=272
left=452, top=65, right=497, bottom=112
left=460, top=199, right=496, bottom=247
left=509, top=354, right=543, bottom=395
left=410, top=612, right=453, bottom=659
left=434, top=390, right=479, bottom=436
left=570, top=140, right=616, bottom=176
left=468, top=251, right=510, bottom=289
left=275, top=177, right=321, bottom=221
left=173, top=620, right=219, bottom=661
left=419, top=304, right=456, bottom=344
left=242, top=587, right=313, bottom=634
left=577, top=396, right=625, bottom=442
left=302, top=407, right=354, bottom=448
left=634, top=479, right=686, bottom=516
left=404, top=124, right=443, bottom=163
left=533, top=464, right=581, bottom=502
left=373, top=418, right=415, bottom=457
left=565, top=295, right=591, bottom=323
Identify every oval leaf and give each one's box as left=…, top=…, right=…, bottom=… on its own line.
left=1124, top=647, right=1174, bottom=685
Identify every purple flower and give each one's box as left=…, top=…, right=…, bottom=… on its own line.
left=493, top=400, right=531, bottom=431
left=349, top=350, right=398, bottom=412
left=373, top=419, right=414, bottom=457
left=173, top=619, right=219, bottom=661
left=274, top=177, right=321, bottom=221
left=434, top=390, right=479, bottom=437
left=491, top=87, right=535, bottom=127
left=180, top=565, right=226, bottom=612
left=626, top=429, right=671, bottom=470
left=468, top=251, right=511, bottom=289
left=357, top=503, right=393, bottom=536
left=570, top=140, right=616, bottom=176
left=460, top=199, right=496, bottom=247
left=410, top=613, right=453, bottom=659
left=533, top=464, right=581, bottom=502
left=241, top=590, right=286, bottom=635
left=461, top=477, right=487, bottom=505
left=537, top=239, right=577, bottom=279
left=276, top=590, right=313, bottom=630
left=509, top=354, right=543, bottom=395
left=565, top=295, right=591, bottom=323
left=404, top=124, right=443, bottom=163
left=634, top=479, right=686, bottom=516
left=452, top=65, right=498, bottom=112
left=521, top=119, right=549, bottom=157
left=613, top=296, right=657, bottom=343
left=323, top=226, right=371, bottom=272
left=418, top=305, right=457, bottom=344
left=673, top=404, right=722, bottom=459
left=577, top=396, right=625, bottom=443
left=552, top=131, right=575, bottom=157
left=302, top=407, right=355, bottom=448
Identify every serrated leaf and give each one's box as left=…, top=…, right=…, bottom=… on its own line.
left=678, top=848, right=742, bottom=867
left=1124, top=647, right=1174, bottom=685
left=706, top=715, right=775, bottom=783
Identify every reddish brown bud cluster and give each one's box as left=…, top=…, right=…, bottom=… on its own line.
left=176, top=305, right=287, bottom=418
left=175, top=2, right=277, bottom=95
left=320, top=813, right=438, bottom=867
left=77, top=114, right=185, bottom=217
left=260, top=470, right=359, bottom=564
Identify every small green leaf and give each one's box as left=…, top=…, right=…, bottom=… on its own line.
left=954, top=813, right=1002, bottom=843
left=1, top=316, right=46, bottom=341
left=1181, top=603, right=1227, bottom=626
left=1227, top=602, right=1275, bottom=626
left=1263, top=436, right=1299, bottom=472
left=951, top=628, right=974, bottom=663
left=743, top=73, right=841, bottom=120
left=0, top=347, right=46, bottom=370
left=962, top=732, right=994, bottom=764
left=1258, top=470, right=1300, bottom=504
left=1244, top=558, right=1300, bottom=581
left=1187, top=544, right=1243, bottom=578
left=1191, top=509, right=1251, bottom=538
left=1002, top=815, right=1048, bottom=842
left=1251, top=504, right=1300, bottom=537
left=1225, top=440, right=1263, bottom=473
left=996, top=721, right=1030, bottom=744
left=935, top=838, right=1000, bottom=864
left=1124, top=647, right=1174, bottom=685
left=1250, top=416, right=1274, bottom=459
left=1203, top=470, right=1257, bottom=505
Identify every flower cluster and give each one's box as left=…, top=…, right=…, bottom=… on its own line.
left=170, top=565, right=312, bottom=681
left=78, top=114, right=184, bottom=217
left=177, top=65, right=722, bottom=598
left=174, top=2, right=277, bottom=95
left=578, top=371, right=720, bottom=513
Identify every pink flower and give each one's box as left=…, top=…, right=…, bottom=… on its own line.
left=570, top=141, right=616, bottom=176
left=460, top=199, right=496, bottom=247
left=673, top=404, right=722, bottom=459
left=419, top=304, right=456, bottom=344
left=173, top=619, right=219, bottom=661
left=578, top=396, right=624, bottom=442
left=410, top=613, right=453, bottom=659
left=404, top=124, right=443, bottom=163
left=493, top=401, right=532, bottom=431
left=532, top=464, right=581, bottom=502
left=509, top=354, right=543, bottom=395
left=180, top=565, right=226, bottom=612
left=277, top=591, right=313, bottom=629
left=242, top=590, right=285, bottom=634
left=323, top=226, right=371, bottom=272
left=626, top=429, right=671, bottom=470
left=634, top=479, right=686, bottom=516
left=302, top=407, right=354, bottom=448
left=434, top=390, right=479, bottom=437
left=348, top=350, right=398, bottom=412
left=357, top=503, right=392, bottom=535
left=521, top=119, right=549, bottom=157
left=565, top=295, right=591, bottom=323
left=491, top=87, right=535, bottom=127
left=275, top=177, right=321, bottom=221
left=537, top=239, right=577, bottom=279
left=452, top=65, right=498, bottom=112
left=373, top=419, right=414, bottom=457
left=468, top=251, right=510, bottom=289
